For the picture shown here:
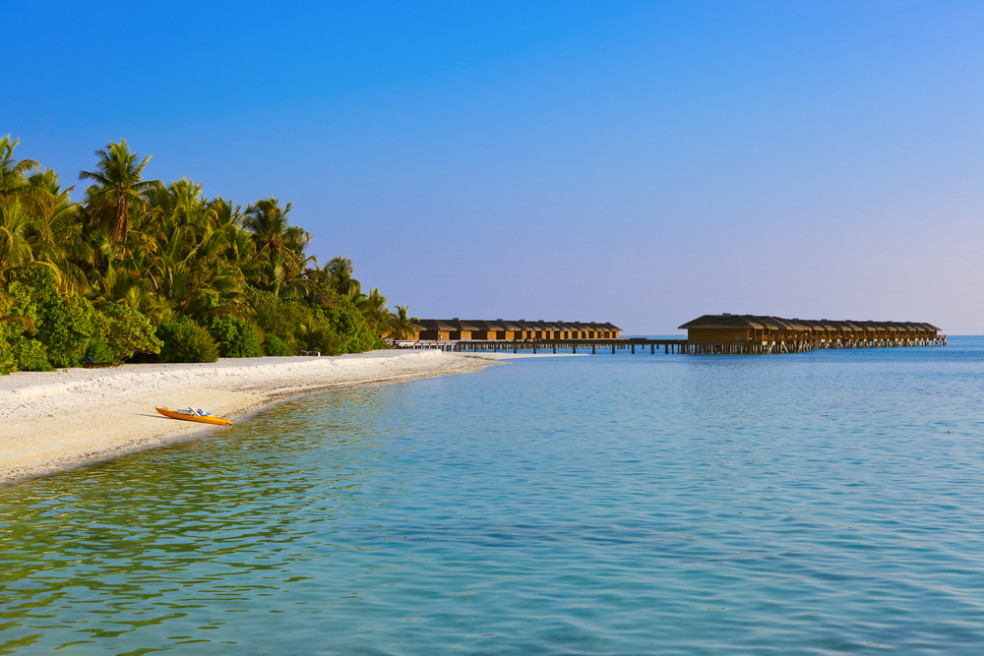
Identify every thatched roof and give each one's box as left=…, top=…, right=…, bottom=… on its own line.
left=678, top=314, right=940, bottom=333
left=414, top=319, right=459, bottom=331
left=414, top=319, right=623, bottom=333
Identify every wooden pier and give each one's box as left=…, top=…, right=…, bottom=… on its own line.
left=393, top=334, right=946, bottom=356
left=441, top=337, right=689, bottom=354
left=396, top=314, right=947, bottom=356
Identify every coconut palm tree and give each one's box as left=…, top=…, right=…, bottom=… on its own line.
left=210, top=197, right=255, bottom=267
left=28, top=184, right=89, bottom=295
left=243, top=196, right=291, bottom=253
left=243, top=196, right=298, bottom=293
left=0, top=201, right=35, bottom=284
left=325, top=255, right=361, bottom=298
left=357, top=287, right=390, bottom=333
left=0, top=201, right=65, bottom=310
left=388, top=305, right=419, bottom=340
left=147, top=193, right=244, bottom=319
left=79, top=139, right=158, bottom=243
left=0, top=136, right=41, bottom=209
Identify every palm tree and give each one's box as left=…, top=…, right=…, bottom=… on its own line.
left=388, top=305, right=419, bottom=340
left=28, top=183, right=89, bottom=295
left=243, top=196, right=291, bottom=254
left=145, top=183, right=244, bottom=320
left=278, top=225, right=316, bottom=298
left=79, top=139, right=158, bottom=243
left=0, top=201, right=36, bottom=284
left=325, top=255, right=361, bottom=298
left=0, top=136, right=50, bottom=216
left=243, top=196, right=296, bottom=294
left=357, top=287, right=390, bottom=333
left=0, top=136, right=38, bottom=198
left=210, top=197, right=255, bottom=266
left=0, top=201, right=64, bottom=310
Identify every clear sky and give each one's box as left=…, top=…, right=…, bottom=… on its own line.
left=5, top=1, right=983, bottom=333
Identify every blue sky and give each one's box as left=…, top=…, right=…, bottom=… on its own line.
left=6, top=1, right=983, bottom=333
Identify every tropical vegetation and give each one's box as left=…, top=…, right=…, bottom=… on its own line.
left=0, top=136, right=414, bottom=374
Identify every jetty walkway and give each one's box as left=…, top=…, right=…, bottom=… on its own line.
left=393, top=335, right=947, bottom=356
left=396, top=338, right=686, bottom=354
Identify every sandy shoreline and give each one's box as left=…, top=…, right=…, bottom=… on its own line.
left=0, top=350, right=501, bottom=486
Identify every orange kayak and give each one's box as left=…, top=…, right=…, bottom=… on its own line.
left=155, top=407, right=232, bottom=426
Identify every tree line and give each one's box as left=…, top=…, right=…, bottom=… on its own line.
left=0, top=136, right=418, bottom=374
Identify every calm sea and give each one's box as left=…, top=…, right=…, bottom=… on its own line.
left=2, top=338, right=984, bottom=655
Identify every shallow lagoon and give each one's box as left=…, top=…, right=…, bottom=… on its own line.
left=2, top=338, right=984, bottom=655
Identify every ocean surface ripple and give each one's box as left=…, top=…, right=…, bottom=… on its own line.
left=2, top=338, right=984, bottom=654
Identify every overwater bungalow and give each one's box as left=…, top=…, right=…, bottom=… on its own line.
left=404, top=315, right=943, bottom=355
left=678, top=314, right=945, bottom=354
left=414, top=319, right=622, bottom=342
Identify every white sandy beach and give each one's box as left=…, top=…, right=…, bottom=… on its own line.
left=0, top=350, right=501, bottom=485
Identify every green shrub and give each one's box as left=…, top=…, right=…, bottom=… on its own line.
left=92, top=302, right=162, bottom=361
left=0, top=321, right=15, bottom=374
left=252, top=292, right=311, bottom=348
left=301, top=315, right=342, bottom=356
left=1, top=296, right=40, bottom=373
left=322, top=306, right=377, bottom=353
left=40, top=299, right=94, bottom=367
left=251, top=291, right=384, bottom=355
left=14, top=338, right=53, bottom=371
left=207, top=316, right=263, bottom=358
left=85, top=339, right=116, bottom=363
left=157, top=316, right=219, bottom=363
left=9, top=270, right=94, bottom=368
left=262, top=333, right=294, bottom=357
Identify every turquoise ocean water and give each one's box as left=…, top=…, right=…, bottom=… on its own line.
left=2, top=337, right=984, bottom=655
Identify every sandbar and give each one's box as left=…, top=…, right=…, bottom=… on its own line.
left=0, top=350, right=497, bottom=486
